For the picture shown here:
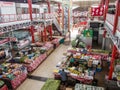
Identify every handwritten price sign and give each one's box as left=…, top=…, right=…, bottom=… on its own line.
left=91, top=6, right=104, bottom=16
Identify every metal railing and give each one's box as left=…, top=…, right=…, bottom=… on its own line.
left=106, top=13, right=120, bottom=32
left=106, top=13, right=115, bottom=26
left=0, top=13, right=54, bottom=24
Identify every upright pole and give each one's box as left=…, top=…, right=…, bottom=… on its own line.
left=108, top=45, right=117, bottom=79
left=104, top=0, right=109, bottom=21
left=102, top=29, right=107, bottom=49
left=58, top=3, right=61, bottom=13
left=102, top=0, right=109, bottom=49
left=27, top=0, right=35, bottom=43
left=113, top=0, right=120, bottom=34
left=47, top=0, right=52, bottom=40
left=108, top=0, right=120, bottom=80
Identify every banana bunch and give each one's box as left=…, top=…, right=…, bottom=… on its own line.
left=68, top=68, right=80, bottom=75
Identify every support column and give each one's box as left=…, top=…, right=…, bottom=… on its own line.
left=108, top=0, right=120, bottom=80
left=27, top=0, right=35, bottom=43
left=47, top=0, right=52, bottom=40
left=108, top=45, right=117, bottom=79
left=49, top=23, right=53, bottom=40
left=41, top=31, right=43, bottom=42
left=104, top=0, right=109, bottom=21
left=58, top=3, right=61, bottom=13
left=44, top=26, right=47, bottom=41
left=113, top=0, right=120, bottom=34
left=102, top=0, right=109, bottom=50
left=102, top=30, right=107, bottom=49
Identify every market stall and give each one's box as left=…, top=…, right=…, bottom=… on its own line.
left=67, top=47, right=108, bottom=61
left=0, top=63, right=27, bottom=89
left=53, top=52, right=95, bottom=84
left=43, top=42, right=54, bottom=56
left=8, top=46, right=47, bottom=72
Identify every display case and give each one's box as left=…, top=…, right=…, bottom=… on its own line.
left=75, top=83, right=104, bottom=90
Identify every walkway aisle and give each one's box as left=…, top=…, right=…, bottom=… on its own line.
left=17, top=44, right=69, bottom=90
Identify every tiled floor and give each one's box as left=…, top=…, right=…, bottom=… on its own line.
left=17, top=44, right=69, bottom=90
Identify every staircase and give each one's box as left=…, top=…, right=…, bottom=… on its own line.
left=53, top=17, right=62, bottom=35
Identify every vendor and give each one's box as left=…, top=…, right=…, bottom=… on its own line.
left=70, top=54, right=75, bottom=67
left=59, top=69, right=68, bottom=86
left=96, top=63, right=102, bottom=72
left=73, top=60, right=79, bottom=67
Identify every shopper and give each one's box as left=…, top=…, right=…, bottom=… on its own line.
left=96, top=63, right=102, bottom=72
left=59, top=69, right=68, bottom=86
left=70, top=54, right=75, bottom=67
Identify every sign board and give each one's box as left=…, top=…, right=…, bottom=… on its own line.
left=0, top=38, right=9, bottom=45
left=62, top=0, right=72, bottom=34
left=91, top=6, right=104, bottom=16
left=0, top=1, right=15, bottom=7
left=83, top=30, right=93, bottom=37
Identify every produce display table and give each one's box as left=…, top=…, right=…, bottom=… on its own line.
left=41, top=79, right=61, bottom=90
left=0, top=63, right=27, bottom=89
left=43, top=42, right=54, bottom=55
left=53, top=55, right=94, bottom=84
left=54, top=71, right=93, bottom=84
left=67, top=48, right=108, bottom=61
left=52, top=39, right=60, bottom=49
left=75, top=83, right=104, bottom=90
left=25, top=53, right=47, bottom=72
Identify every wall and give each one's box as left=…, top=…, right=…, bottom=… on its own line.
left=104, top=38, right=113, bottom=50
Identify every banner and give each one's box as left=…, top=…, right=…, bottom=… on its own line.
left=91, top=6, right=104, bottom=16
left=62, top=0, right=72, bottom=34
left=83, top=30, right=93, bottom=37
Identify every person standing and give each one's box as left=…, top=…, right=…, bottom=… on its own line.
left=59, top=69, right=68, bottom=86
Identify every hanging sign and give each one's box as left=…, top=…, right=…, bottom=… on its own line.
left=83, top=30, right=93, bottom=37
left=0, top=38, right=10, bottom=45
left=91, top=6, right=104, bottom=16
left=79, top=21, right=87, bottom=26
left=62, top=0, right=70, bottom=34
left=0, top=1, right=15, bottom=7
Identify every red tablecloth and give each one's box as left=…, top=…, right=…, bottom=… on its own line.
left=27, top=53, right=47, bottom=72
left=0, top=85, right=8, bottom=90
left=11, top=73, right=27, bottom=89
left=54, top=73, right=92, bottom=84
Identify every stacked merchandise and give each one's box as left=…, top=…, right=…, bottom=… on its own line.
left=71, top=40, right=86, bottom=48
left=54, top=54, right=94, bottom=84
left=54, top=47, right=109, bottom=84
left=9, top=46, right=47, bottom=72
left=52, top=38, right=60, bottom=48
left=0, top=63, right=27, bottom=89
left=43, top=42, right=54, bottom=55
left=75, top=83, right=104, bottom=90
left=67, top=47, right=108, bottom=61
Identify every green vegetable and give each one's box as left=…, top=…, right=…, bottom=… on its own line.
left=71, top=40, right=77, bottom=47
left=41, top=79, right=61, bottom=90
left=0, top=80, right=4, bottom=87
left=20, top=56, right=28, bottom=62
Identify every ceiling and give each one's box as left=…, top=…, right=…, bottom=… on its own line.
left=51, top=0, right=116, bottom=11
